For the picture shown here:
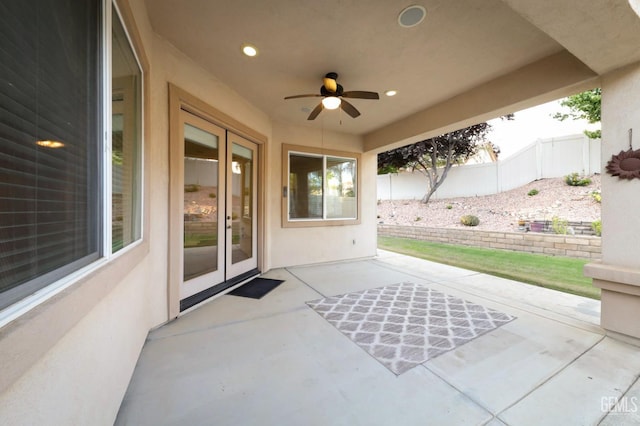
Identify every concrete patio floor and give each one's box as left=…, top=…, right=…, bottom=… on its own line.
left=116, top=250, right=640, bottom=425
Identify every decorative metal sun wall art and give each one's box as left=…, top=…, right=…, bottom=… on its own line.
left=606, top=148, right=640, bottom=180
left=606, top=129, right=640, bottom=180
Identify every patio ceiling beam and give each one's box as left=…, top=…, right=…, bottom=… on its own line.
left=363, top=50, right=598, bottom=154
left=503, top=0, right=640, bottom=75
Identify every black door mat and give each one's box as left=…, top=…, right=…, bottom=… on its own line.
left=228, top=277, right=284, bottom=299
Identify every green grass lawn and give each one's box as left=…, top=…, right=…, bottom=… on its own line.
left=378, top=236, right=600, bottom=300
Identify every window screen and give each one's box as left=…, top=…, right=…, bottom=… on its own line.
left=0, top=0, right=102, bottom=309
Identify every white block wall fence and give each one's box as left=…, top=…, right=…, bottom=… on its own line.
left=377, top=134, right=601, bottom=201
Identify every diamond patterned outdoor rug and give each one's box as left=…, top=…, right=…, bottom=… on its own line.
left=307, top=282, right=516, bottom=375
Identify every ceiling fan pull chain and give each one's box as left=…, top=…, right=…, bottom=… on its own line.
left=321, top=116, right=324, bottom=149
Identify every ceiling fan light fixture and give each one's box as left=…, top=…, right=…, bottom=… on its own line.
left=398, top=5, right=427, bottom=28
left=322, top=96, right=341, bottom=110
left=385, top=90, right=397, bottom=97
left=241, top=44, right=258, bottom=57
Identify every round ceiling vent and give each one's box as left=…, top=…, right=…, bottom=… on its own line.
left=398, top=5, right=427, bottom=28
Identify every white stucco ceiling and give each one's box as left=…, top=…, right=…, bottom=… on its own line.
left=145, top=0, right=640, bottom=138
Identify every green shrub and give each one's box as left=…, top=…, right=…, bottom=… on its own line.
left=592, top=219, right=602, bottom=236
left=460, top=215, right=480, bottom=226
left=184, top=184, right=200, bottom=193
left=565, top=173, right=591, bottom=187
left=527, top=189, right=539, bottom=196
left=415, top=216, right=422, bottom=222
left=209, top=193, right=217, bottom=198
left=591, top=190, right=601, bottom=203
left=446, top=204, right=453, bottom=209
left=551, top=216, right=568, bottom=235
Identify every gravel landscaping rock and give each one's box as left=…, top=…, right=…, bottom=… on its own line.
left=377, top=175, right=601, bottom=233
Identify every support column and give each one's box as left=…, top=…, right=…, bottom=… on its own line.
left=584, top=61, right=640, bottom=341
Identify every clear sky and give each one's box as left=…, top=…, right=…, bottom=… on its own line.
left=487, top=99, right=601, bottom=159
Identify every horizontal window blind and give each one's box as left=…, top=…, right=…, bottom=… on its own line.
left=0, top=0, right=101, bottom=309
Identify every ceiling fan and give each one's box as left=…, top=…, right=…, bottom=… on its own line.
left=284, top=72, right=379, bottom=120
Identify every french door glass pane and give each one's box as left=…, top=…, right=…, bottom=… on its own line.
left=183, top=124, right=219, bottom=281
left=231, top=143, right=252, bottom=264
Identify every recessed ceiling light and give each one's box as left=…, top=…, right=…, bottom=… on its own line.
left=385, top=90, right=397, bottom=97
left=241, top=44, right=258, bottom=57
left=398, top=5, right=426, bottom=28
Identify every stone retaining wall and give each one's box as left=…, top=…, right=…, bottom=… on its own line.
left=526, top=220, right=598, bottom=236
left=378, top=225, right=601, bottom=260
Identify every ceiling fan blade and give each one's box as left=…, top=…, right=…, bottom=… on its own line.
left=342, top=91, right=379, bottom=100
left=307, top=103, right=324, bottom=120
left=284, top=94, right=322, bottom=100
left=340, top=99, right=360, bottom=118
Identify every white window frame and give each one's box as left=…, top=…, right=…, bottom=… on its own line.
left=282, top=144, right=361, bottom=228
left=109, top=1, right=145, bottom=256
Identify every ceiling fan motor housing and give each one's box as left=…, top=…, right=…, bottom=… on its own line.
left=320, top=84, right=344, bottom=96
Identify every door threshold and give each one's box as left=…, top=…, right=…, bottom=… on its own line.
left=179, top=268, right=260, bottom=313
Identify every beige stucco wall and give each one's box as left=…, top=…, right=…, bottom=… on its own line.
left=149, top=32, right=273, bottom=320
left=364, top=51, right=598, bottom=153
left=584, top=61, right=640, bottom=340
left=0, top=1, right=381, bottom=423
left=0, top=0, right=272, bottom=424
left=0, top=1, right=159, bottom=423
left=0, top=262, right=152, bottom=425
left=267, top=122, right=378, bottom=268
left=12, top=0, right=637, bottom=422
left=600, top=62, right=640, bottom=268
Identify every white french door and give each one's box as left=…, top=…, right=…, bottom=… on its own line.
left=225, top=133, right=258, bottom=278
left=179, top=111, right=258, bottom=303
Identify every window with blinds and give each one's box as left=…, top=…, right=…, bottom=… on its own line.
left=0, top=1, right=102, bottom=310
